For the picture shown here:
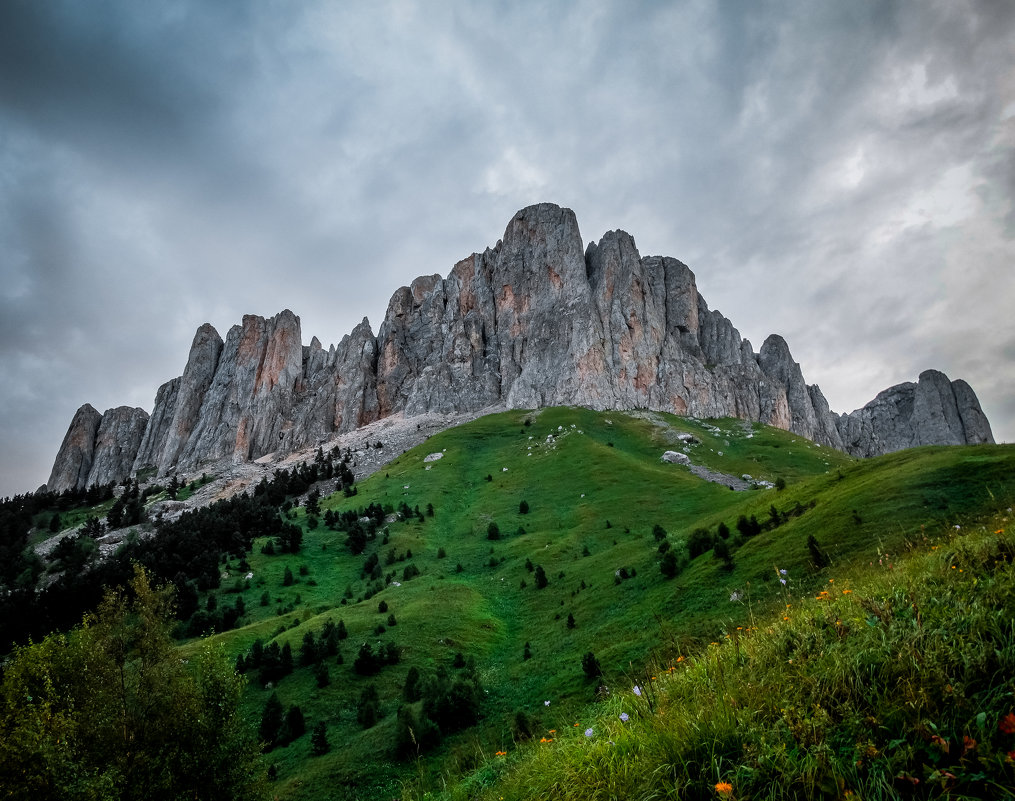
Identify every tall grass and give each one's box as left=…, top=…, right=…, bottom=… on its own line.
left=427, top=514, right=1015, bottom=800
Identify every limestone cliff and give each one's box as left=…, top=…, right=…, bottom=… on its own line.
left=45, top=203, right=994, bottom=491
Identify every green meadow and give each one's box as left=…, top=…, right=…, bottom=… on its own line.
left=178, top=408, right=1015, bottom=799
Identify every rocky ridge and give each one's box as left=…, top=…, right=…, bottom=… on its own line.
left=46, top=203, right=994, bottom=492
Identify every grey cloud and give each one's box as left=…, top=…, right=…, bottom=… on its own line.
left=1, top=0, right=1012, bottom=496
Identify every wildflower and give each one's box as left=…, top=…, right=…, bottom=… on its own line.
left=585, top=728, right=594, bottom=737
left=842, top=589, right=852, bottom=594
left=633, top=686, right=642, bottom=696
left=544, top=700, right=551, bottom=706
left=779, top=568, right=788, bottom=576
left=548, top=729, right=556, bottom=734
left=715, top=781, right=733, bottom=796
left=676, top=656, right=685, bottom=663
left=495, top=751, right=507, bottom=756
left=963, top=735, right=977, bottom=753
left=620, top=713, right=629, bottom=722
left=779, top=578, right=787, bottom=585
left=999, top=712, right=1015, bottom=735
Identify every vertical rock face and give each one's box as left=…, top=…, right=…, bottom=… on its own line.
left=160, top=323, right=224, bottom=470
left=177, top=310, right=303, bottom=470
left=837, top=370, right=994, bottom=457
left=132, top=378, right=181, bottom=473
left=47, top=404, right=103, bottom=493
left=46, top=202, right=995, bottom=489
left=87, top=406, right=150, bottom=487
left=373, top=204, right=843, bottom=444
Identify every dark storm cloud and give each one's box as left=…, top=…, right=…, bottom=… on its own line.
left=1, top=0, right=1012, bottom=496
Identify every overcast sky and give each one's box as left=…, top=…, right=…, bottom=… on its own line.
left=1, top=0, right=1013, bottom=497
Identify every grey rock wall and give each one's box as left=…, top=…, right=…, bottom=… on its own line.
left=87, top=406, right=149, bottom=487
left=45, top=203, right=994, bottom=490
left=47, top=404, right=103, bottom=493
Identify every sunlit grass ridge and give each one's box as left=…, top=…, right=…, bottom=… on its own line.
left=439, top=515, right=1015, bottom=800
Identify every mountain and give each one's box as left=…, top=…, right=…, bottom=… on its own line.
left=45, top=203, right=993, bottom=493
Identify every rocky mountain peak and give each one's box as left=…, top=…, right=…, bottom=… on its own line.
left=45, top=203, right=994, bottom=491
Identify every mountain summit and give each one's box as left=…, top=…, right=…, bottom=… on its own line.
left=46, top=203, right=993, bottom=492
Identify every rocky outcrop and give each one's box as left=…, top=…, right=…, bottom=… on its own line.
left=87, top=406, right=149, bottom=487
left=47, top=404, right=103, bottom=493
left=132, top=378, right=180, bottom=473
left=46, top=203, right=994, bottom=490
left=836, top=370, right=994, bottom=457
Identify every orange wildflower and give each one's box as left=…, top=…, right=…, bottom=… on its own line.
left=495, top=751, right=507, bottom=756
left=999, top=712, right=1015, bottom=735
left=714, top=781, right=733, bottom=796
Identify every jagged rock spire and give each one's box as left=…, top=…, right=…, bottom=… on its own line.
left=45, top=203, right=994, bottom=490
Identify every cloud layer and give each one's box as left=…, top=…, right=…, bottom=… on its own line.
left=2, top=0, right=1012, bottom=496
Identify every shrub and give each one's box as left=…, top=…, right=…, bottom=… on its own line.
left=581, top=651, right=602, bottom=679
left=357, top=686, right=381, bottom=728
left=487, top=521, right=500, bottom=540
left=688, top=527, right=714, bottom=559
left=808, top=534, right=830, bottom=568
left=534, top=565, right=548, bottom=589
left=660, top=549, right=679, bottom=578
left=310, top=721, right=329, bottom=756
left=519, top=500, right=529, bottom=514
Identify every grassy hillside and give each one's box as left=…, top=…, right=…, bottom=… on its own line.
left=429, top=513, right=1015, bottom=800
left=176, top=407, right=1015, bottom=800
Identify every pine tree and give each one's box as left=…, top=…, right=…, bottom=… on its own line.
left=310, top=721, right=329, bottom=755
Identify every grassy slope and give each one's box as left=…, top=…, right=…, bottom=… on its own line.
left=176, top=408, right=1014, bottom=800
left=441, top=513, right=1015, bottom=801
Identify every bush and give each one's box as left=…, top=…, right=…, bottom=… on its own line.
left=808, top=534, right=830, bottom=568
left=688, top=528, right=714, bottom=559
left=581, top=651, right=602, bottom=679
left=357, top=686, right=381, bottom=728
left=534, top=565, right=548, bottom=589
left=487, top=521, right=500, bottom=540
left=403, top=666, right=422, bottom=702
left=310, top=721, right=329, bottom=756
left=660, top=549, right=679, bottom=578
left=519, top=500, right=529, bottom=514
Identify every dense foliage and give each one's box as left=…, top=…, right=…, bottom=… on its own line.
left=0, top=567, right=265, bottom=800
